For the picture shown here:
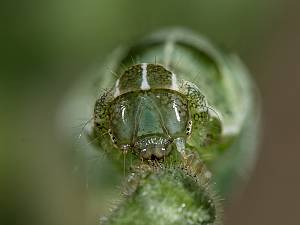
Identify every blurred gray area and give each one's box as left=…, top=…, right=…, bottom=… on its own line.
left=0, top=0, right=299, bottom=225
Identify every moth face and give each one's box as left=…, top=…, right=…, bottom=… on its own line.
left=108, top=90, right=190, bottom=159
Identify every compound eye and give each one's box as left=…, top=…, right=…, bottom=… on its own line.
left=108, top=129, right=118, bottom=144
left=186, top=120, right=192, bottom=136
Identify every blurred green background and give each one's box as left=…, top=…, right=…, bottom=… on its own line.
left=1, top=0, right=300, bottom=225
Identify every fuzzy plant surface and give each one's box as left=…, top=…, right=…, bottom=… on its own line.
left=59, top=28, right=259, bottom=225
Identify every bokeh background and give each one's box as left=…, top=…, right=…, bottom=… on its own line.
left=1, top=0, right=299, bottom=225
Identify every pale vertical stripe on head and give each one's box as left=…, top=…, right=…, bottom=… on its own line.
left=171, top=73, right=179, bottom=90
left=114, top=79, right=120, bottom=97
left=140, top=63, right=150, bottom=90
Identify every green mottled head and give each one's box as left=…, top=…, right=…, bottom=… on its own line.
left=94, top=63, right=221, bottom=160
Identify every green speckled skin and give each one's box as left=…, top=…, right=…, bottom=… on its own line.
left=146, top=64, right=173, bottom=87
left=117, top=64, right=174, bottom=94
left=59, top=28, right=259, bottom=225
left=105, top=166, right=220, bottom=225
left=118, top=65, right=143, bottom=93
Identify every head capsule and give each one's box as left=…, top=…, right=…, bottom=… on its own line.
left=93, top=63, right=220, bottom=161
left=94, top=64, right=191, bottom=159
left=108, top=87, right=190, bottom=160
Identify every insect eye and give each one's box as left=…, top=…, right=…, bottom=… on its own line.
left=186, top=122, right=192, bottom=136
